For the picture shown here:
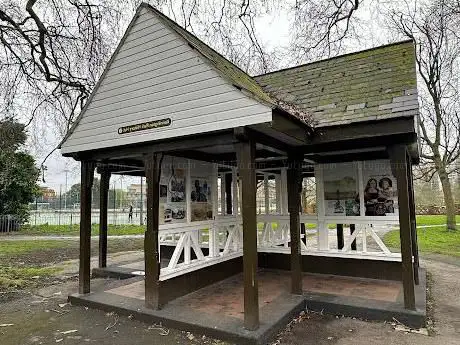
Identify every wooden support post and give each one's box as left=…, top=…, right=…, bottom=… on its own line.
left=235, top=128, right=259, bottom=331
left=232, top=168, right=238, bottom=216
left=350, top=224, right=357, bottom=250
left=79, top=160, right=95, bottom=294
left=144, top=152, right=162, bottom=310
left=99, top=168, right=111, bottom=268
left=225, top=173, right=233, bottom=214
left=287, top=155, right=303, bottom=295
left=389, top=145, right=416, bottom=310
left=337, top=224, right=344, bottom=250
left=407, top=158, right=419, bottom=285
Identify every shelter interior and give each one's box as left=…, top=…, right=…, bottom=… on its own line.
left=60, top=2, right=425, bottom=338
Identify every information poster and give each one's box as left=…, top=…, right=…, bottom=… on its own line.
left=159, top=165, right=186, bottom=224
left=362, top=160, right=398, bottom=216
left=191, top=177, right=213, bottom=221
left=322, top=162, right=360, bottom=216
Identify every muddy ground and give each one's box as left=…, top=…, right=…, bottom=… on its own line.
left=0, top=253, right=459, bottom=345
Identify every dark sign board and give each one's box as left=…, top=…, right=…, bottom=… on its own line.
left=118, top=118, right=172, bottom=134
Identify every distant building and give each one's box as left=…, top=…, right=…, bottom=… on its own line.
left=127, top=183, right=147, bottom=208
left=39, top=186, right=56, bottom=201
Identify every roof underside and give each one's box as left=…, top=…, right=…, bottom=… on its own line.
left=254, top=40, right=418, bottom=128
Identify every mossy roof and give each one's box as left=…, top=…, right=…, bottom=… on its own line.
left=254, top=40, right=418, bottom=127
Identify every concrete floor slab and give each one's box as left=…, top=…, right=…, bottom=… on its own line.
left=76, top=269, right=426, bottom=343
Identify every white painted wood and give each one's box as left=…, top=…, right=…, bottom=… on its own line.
left=61, top=7, right=272, bottom=155
left=314, top=165, right=329, bottom=250
left=220, top=174, right=226, bottom=215
left=275, top=174, right=281, bottom=214
left=264, top=174, right=269, bottom=214
left=212, top=164, right=219, bottom=219
left=357, top=161, right=365, bottom=216
left=63, top=112, right=271, bottom=153
left=280, top=168, right=288, bottom=214
left=362, top=226, right=367, bottom=252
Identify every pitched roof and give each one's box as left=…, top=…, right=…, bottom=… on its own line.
left=142, top=3, right=276, bottom=107
left=254, top=40, right=418, bottom=127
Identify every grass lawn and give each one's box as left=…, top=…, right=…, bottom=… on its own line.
left=0, top=240, right=72, bottom=255
left=383, top=226, right=460, bottom=257
left=0, top=238, right=144, bottom=294
left=416, top=215, right=460, bottom=226
left=19, top=223, right=146, bottom=236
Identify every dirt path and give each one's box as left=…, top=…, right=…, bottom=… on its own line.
left=0, top=254, right=459, bottom=345
left=278, top=257, right=460, bottom=345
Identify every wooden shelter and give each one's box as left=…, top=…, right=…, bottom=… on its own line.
left=60, top=3, right=423, bottom=337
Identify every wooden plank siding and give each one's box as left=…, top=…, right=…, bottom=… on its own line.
left=61, top=7, right=272, bottom=155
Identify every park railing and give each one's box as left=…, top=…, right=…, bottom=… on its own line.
left=0, top=214, right=21, bottom=233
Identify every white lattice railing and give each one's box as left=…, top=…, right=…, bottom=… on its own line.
left=159, top=218, right=243, bottom=281
left=157, top=215, right=401, bottom=281
left=256, top=215, right=401, bottom=261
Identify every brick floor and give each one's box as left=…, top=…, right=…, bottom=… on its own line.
left=106, top=269, right=402, bottom=320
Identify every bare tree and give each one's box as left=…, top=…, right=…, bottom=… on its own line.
left=0, top=0, right=364, bottom=167
left=390, top=0, right=460, bottom=230
left=0, top=0, right=128, bottom=165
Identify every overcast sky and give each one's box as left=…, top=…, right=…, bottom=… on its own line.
left=33, top=0, right=400, bottom=193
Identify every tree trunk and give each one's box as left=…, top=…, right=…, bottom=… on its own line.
left=438, top=166, right=456, bottom=231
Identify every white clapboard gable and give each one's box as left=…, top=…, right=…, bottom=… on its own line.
left=60, top=6, right=273, bottom=154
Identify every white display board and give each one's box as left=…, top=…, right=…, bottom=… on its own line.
left=159, top=156, right=215, bottom=225
left=316, top=159, right=399, bottom=220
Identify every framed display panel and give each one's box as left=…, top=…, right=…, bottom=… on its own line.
left=158, top=157, right=216, bottom=225
left=315, top=159, right=399, bottom=223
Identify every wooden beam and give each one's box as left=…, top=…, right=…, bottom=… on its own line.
left=235, top=132, right=259, bottom=331
left=388, top=145, right=416, bottom=310
left=304, top=132, right=418, bottom=156
left=144, top=152, right=162, bottom=310
left=98, top=169, right=111, bottom=268
left=74, top=130, right=236, bottom=160
left=307, top=150, right=389, bottom=164
left=311, top=117, right=416, bottom=145
left=247, top=127, right=295, bottom=153
left=79, top=160, right=95, bottom=294
left=287, top=155, right=303, bottom=295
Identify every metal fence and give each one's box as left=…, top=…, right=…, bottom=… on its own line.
left=28, top=209, right=145, bottom=226
left=0, top=215, right=21, bottom=233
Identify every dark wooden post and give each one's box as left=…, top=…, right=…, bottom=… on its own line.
left=350, top=224, right=357, bottom=250
left=287, top=155, right=303, bottom=295
left=79, top=160, right=95, bottom=294
left=99, top=168, right=111, bottom=268
left=337, top=224, right=344, bottom=250
left=407, top=158, right=419, bottom=285
left=389, top=145, right=416, bottom=310
left=225, top=173, right=233, bottom=215
left=144, top=152, right=162, bottom=310
left=235, top=128, right=259, bottom=331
